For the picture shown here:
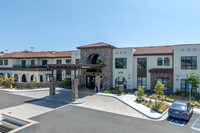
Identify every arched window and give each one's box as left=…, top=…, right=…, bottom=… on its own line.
left=7, top=73, right=11, bottom=78
left=115, top=76, right=127, bottom=88
left=164, top=57, right=169, bottom=66
left=22, top=74, right=27, bottom=82
left=157, top=58, right=163, bottom=66
left=14, top=74, right=19, bottom=82
left=87, top=54, right=102, bottom=64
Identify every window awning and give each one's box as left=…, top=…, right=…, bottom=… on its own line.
left=149, top=68, right=173, bottom=73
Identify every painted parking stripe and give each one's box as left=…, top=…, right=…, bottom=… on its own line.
left=191, top=115, right=200, bottom=132
left=169, top=119, right=185, bottom=126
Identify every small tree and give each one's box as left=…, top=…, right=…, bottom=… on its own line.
left=0, top=75, right=3, bottom=86
left=154, top=81, right=164, bottom=97
left=136, top=87, right=144, bottom=102
left=186, top=72, right=200, bottom=89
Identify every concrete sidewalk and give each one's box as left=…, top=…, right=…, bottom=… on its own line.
left=97, top=93, right=167, bottom=119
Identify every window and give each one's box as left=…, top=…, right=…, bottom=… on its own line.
left=157, top=78, right=168, bottom=90
left=31, top=60, right=35, bottom=66
left=56, top=60, right=62, bottom=64
left=137, top=77, right=147, bottom=89
left=21, top=60, right=26, bottom=68
left=164, top=57, right=169, bottom=66
left=66, top=59, right=71, bottom=64
left=157, top=58, right=163, bottom=66
left=137, top=58, right=147, bottom=68
left=42, top=60, right=48, bottom=66
left=4, top=60, right=8, bottom=65
left=181, top=56, right=197, bottom=69
left=115, top=58, right=127, bottom=69
left=115, top=76, right=127, bottom=88
left=0, top=60, right=3, bottom=65
left=181, top=79, right=197, bottom=93
left=76, top=59, right=80, bottom=64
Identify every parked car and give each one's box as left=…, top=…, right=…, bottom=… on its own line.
left=168, top=101, right=193, bottom=120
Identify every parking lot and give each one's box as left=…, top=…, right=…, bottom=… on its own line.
left=164, top=113, right=200, bottom=132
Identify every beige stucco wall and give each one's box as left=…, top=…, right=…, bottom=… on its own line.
left=173, top=44, right=200, bottom=93
left=133, top=55, right=173, bottom=90
left=113, top=48, right=135, bottom=89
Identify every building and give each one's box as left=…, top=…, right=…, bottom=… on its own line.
left=1, top=43, right=200, bottom=93
left=0, top=51, right=71, bottom=83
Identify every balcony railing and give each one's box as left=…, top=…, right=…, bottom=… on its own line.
left=13, top=65, right=47, bottom=68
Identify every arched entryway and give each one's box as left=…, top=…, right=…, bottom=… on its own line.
left=7, top=73, right=11, bottom=78
left=31, top=75, right=35, bottom=82
left=22, top=74, right=27, bottom=82
left=14, top=74, right=19, bottom=82
left=115, top=76, right=127, bottom=88
left=40, top=75, right=43, bottom=82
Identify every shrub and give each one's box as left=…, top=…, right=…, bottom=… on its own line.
left=0, top=75, right=3, bottom=86
left=112, top=88, right=121, bottom=94
left=145, top=100, right=148, bottom=103
left=63, top=78, right=71, bottom=89
left=147, top=103, right=150, bottom=107
left=3, top=77, right=14, bottom=88
left=154, top=81, right=164, bottom=97
left=30, top=81, right=37, bottom=89
left=136, top=87, right=144, bottom=101
left=104, top=90, right=112, bottom=94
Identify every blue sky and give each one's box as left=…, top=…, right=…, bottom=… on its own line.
left=0, top=0, right=200, bottom=52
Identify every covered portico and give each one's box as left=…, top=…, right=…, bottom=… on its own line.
left=47, top=64, right=105, bottom=100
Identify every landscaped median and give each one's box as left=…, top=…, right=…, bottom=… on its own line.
left=97, top=92, right=169, bottom=119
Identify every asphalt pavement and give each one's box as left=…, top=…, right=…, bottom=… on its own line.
left=31, top=105, right=199, bottom=133
left=0, top=91, right=34, bottom=109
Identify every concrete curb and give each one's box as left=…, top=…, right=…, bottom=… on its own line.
left=97, top=93, right=168, bottom=119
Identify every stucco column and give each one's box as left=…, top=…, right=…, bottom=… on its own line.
left=62, top=70, right=66, bottom=80
left=49, top=77, right=56, bottom=95
left=27, top=74, right=30, bottom=83
left=4, top=73, right=7, bottom=80
left=18, top=74, right=21, bottom=82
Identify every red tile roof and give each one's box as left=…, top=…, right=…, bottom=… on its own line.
left=0, top=51, right=71, bottom=59
left=134, top=46, right=173, bottom=55
left=77, top=42, right=115, bottom=49
left=149, top=68, right=173, bottom=73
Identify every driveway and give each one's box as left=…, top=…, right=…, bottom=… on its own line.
left=31, top=105, right=198, bottom=133
left=0, top=91, right=34, bottom=109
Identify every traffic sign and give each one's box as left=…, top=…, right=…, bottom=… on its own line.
left=189, top=84, right=192, bottom=89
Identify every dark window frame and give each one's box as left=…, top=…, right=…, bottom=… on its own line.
left=31, top=60, right=35, bottom=66
left=181, top=79, right=197, bottom=93
left=157, top=57, right=163, bottom=66
left=137, top=58, right=147, bottom=68
left=66, top=59, right=71, bottom=64
left=56, top=60, right=62, bottom=64
left=164, top=57, right=169, bottom=66
left=115, top=58, right=127, bottom=69
left=0, top=60, right=3, bottom=65
left=181, top=56, right=197, bottom=70
left=42, top=60, right=48, bottom=66
left=137, top=77, right=147, bottom=89
left=4, top=60, right=8, bottom=65
left=157, top=77, right=169, bottom=90
left=75, top=59, right=80, bottom=64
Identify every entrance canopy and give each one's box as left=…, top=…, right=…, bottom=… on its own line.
left=47, top=64, right=106, bottom=70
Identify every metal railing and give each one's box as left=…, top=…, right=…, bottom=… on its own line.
left=13, top=65, right=47, bottom=68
